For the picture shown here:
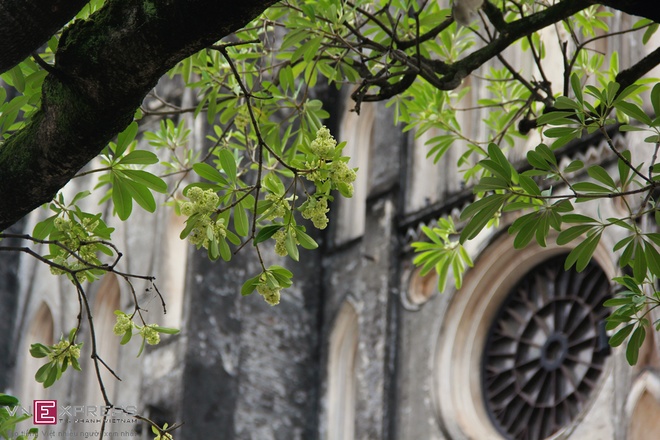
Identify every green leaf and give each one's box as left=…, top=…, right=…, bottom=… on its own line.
left=557, top=224, right=594, bottom=245
left=121, top=329, right=133, bottom=345
left=111, top=174, right=133, bottom=220
left=479, top=160, right=510, bottom=182
left=459, top=194, right=507, bottom=243
left=537, top=111, right=576, bottom=125
left=180, top=213, right=199, bottom=239
left=255, top=224, right=282, bottom=244
left=603, top=297, right=632, bottom=307
left=152, top=326, right=181, bottom=335
left=263, top=173, right=286, bottom=196
left=643, top=23, right=659, bottom=45
left=587, top=165, right=617, bottom=189
left=474, top=176, right=509, bottom=192
left=644, top=240, right=660, bottom=278
left=219, top=237, right=231, bottom=261
left=71, top=355, right=81, bottom=372
left=572, top=181, right=612, bottom=194
left=285, top=229, right=299, bottom=261
left=518, top=175, right=541, bottom=196
left=565, top=232, right=602, bottom=272
left=233, top=207, right=249, bottom=236
left=193, top=162, right=227, bottom=185
left=526, top=150, right=550, bottom=170
left=627, top=325, right=646, bottom=365
left=29, top=343, right=51, bottom=359
left=70, top=190, right=92, bottom=206
left=609, top=323, right=634, bottom=347
left=652, top=83, right=660, bottom=118
left=117, top=150, right=159, bottom=165
left=209, top=237, right=220, bottom=260
left=0, top=394, right=19, bottom=407
left=119, top=169, right=167, bottom=193
left=122, top=177, right=157, bottom=213
left=615, top=101, right=652, bottom=125
left=43, top=363, right=60, bottom=388
left=487, top=143, right=512, bottom=180
left=33, top=215, right=55, bottom=240
left=270, top=265, right=293, bottom=278
left=294, top=227, right=318, bottom=250
left=218, top=149, right=237, bottom=182
left=554, top=96, right=581, bottom=110
left=618, top=150, right=632, bottom=185
left=35, top=362, right=52, bottom=383
left=570, top=73, right=583, bottom=103
left=562, top=214, right=597, bottom=223
left=241, top=274, right=261, bottom=296
left=115, top=122, right=138, bottom=158
left=510, top=213, right=539, bottom=249
left=269, top=265, right=293, bottom=288
left=137, top=336, right=146, bottom=357
left=537, top=144, right=558, bottom=167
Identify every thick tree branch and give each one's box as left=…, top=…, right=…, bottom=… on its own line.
left=593, top=0, right=660, bottom=23
left=0, top=0, right=276, bottom=231
left=0, top=0, right=89, bottom=74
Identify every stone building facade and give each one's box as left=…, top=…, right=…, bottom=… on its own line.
left=2, top=8, right=660, bottom=440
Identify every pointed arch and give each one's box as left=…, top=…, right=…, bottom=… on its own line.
left=19, top=302, right=54, bottom=404
left=85, top=273, right=121, bottom=407
left=327, top=301, right=359, bottom=440
left=335, top=102, right=375, bottom=244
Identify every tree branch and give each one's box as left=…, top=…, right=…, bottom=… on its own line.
left=0, top=0, right=89, bottom=74
left=0, top=0, right=277, bottom=231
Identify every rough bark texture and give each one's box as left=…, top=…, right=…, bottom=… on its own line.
left=0, top=0, right=276, bottom=231
left=595, top=0, right=660, bottom=22
left=0, top=0, right=89, bottom=74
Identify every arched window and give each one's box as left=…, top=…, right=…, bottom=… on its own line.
left=327, top=301, right=359, bottom=440
left=335, top=102, right=374, bottom=244
left=626, top=371, right=660, bottom=440
left=161, top=212, right=187, bottom=328
left=85, top=274, right=121, bottom=407
left=19, top=303, right=54, bottom=404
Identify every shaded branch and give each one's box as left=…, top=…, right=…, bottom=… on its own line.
left=0, top=0, right=277, bottom=231
left=0, top=0, right=89, bottom=74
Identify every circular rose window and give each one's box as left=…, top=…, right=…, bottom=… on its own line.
left=481, top=255, right=612, bottom=440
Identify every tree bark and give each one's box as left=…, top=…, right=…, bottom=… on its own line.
left=0, top=0, right=276, bottom=230
left=0, top=0, right=89, bottom=74
left=595, top=0, right=660, bottom=22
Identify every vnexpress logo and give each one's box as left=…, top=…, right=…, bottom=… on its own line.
left=33, top=400, right=57, bottom=425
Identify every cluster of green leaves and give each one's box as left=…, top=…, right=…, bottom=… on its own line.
left=0, top=58, right=46, bottom=140
left=112, top=311, right=180, bottom=357
left=151, top=422, right=175, bottom=440
left=96, top=122, right=169, bottom=220
left=411, top=218, right=473, bottom=291
left=0, top=394, right=36, bottom=440
left=177, top=125, right=355, bottom=304
left=241, top=265, right=294, bottom=306
left=30, top=328, right=83, bottom=388
left=415, top=74, right=660, bottom=365
left=604, top=275, right=660, bottom=365
left=32, top=191, right=116, bottom=282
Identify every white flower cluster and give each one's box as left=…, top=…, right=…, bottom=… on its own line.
left=49, top=340, right=81, bottom=362
left=256, top=282, right=281, bottom=306
left=50, top=216, right=101, bottom=275
left=301, top=196, right=330, bottom=229
left=180, top=187, right=227, bottom=250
